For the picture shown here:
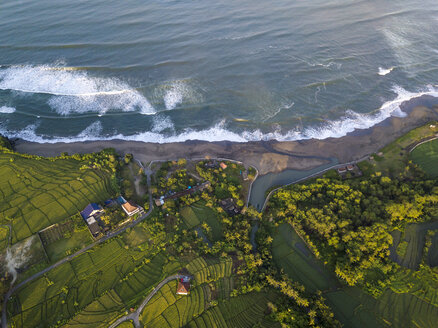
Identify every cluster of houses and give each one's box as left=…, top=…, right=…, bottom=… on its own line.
left=80, top=196, right=143, bottom=237
left=204, top=160, right=249, bottom=180
left=154, top=181, right=211, bottom=207
left=337, top=164, right=362, bottom=178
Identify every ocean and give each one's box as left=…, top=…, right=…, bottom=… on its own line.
left=1, top=0, right=438, bottom=143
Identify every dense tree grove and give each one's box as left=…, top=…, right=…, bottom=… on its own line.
left=268, top=171, right=438, bottom=287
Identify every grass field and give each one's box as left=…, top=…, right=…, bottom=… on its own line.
left=391, top=220, right=438, bottom=270
left=0, top=225, right=9, bottom=251
left=272, top=223, right=339, bottom=292
left=0, top=152, right=114, bottom=244
left=272, top=223, right=388, bottom=328
left=367, top=122, right=438, bottom=176
left=181, top=201, right=223, bottom=241
left=410, top=138, right=438, bottom=177
left=44, top=228, right=92, bottom=263
left=8, top=218, right=173, bottom=328
left=115, top=321, right=134, bottom=328
left=140, top=257, right=278, bottom=328
left=427, top=232, right=438, bottom=267
left=185, top=292, right=280, bottom=328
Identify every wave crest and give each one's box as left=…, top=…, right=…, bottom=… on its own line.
left=0, top=65, right=155, bottom=115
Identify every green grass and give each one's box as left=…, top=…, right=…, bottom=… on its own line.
left=115, top=321, right=135, bottom=328
left=272, top=223, right=339, bottom=292
left=8, top=220, right=172, bottom=328
left=398, top=220, right=438, bottom=270
left=180, top=207, right=200, bottom=229
left=139, top=256, right=277, bottom=328
left=186, top=291, right=280, bottom=328
left=372, top=289, right=438, bottom=328
left=181, top=201, right=223, bottom=241
left=369, top=122, right=438, bottom=176
left=0, top=152, right=114, bottom=244
left=44, top=228, right=92, bottom=263
left=122, top=224, right=150, bottom=248
left=427, top=232, right=438, bottom=267
left=0, top=225, right=9, bottom=251
left=272, top=223, right=388, bottom=328
left=410, top=139, right=438, bottom=177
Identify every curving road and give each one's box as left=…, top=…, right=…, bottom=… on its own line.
left=1, top=161, right=154, bottom=328
left=108, top=274, right=184, bottom=328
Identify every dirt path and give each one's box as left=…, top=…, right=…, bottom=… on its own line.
left=108, top=274, right=183, bottom=328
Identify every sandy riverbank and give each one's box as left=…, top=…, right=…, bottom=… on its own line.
left=13, top=96, right=438, bottom=175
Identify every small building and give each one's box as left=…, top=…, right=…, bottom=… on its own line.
left=104, top=199, right=116, bottom=207
left=242, top=170, right=248, bottom=180
left=346, top=164, right=354, bottom=171
left=205, top=160, right=218, bottom=169
left=220, top=198, right=241, bottom=216
left=176, top=277, right=191, bottom=295
left=337, top=167, right=347, bottom=174
left=220, top=162, right=227, bottom=170
left=122, top=201, right=141, bottom=216
left=155, top=197, right=165, bottom=207
left=86, top=216, right=101, bottom=237
left=80, top=203, right=104, bottom=220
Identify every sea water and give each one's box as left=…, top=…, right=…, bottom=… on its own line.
left=1, top=0, right=438, bottom=143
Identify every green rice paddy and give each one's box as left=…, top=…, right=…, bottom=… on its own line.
left=140, top=257, right=278, bottom=328
left=273, top=222, right=438, bottom=328
left=0, top=225, right=9, bottom=251
left=0, top=152, right=114, bottom=244
left=181, top=201, right=223, bottom=241
left=410, top=139, right=438, bottom=177
left=8, top=223, right=172, bottom=328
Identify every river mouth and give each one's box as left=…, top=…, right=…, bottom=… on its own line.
left=249, top=158, right=338, bottom=211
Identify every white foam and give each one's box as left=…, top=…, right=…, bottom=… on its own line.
left=77, top=121, right=103, bottom=138
left=378, top=67, right=394, bottom=76
left=0, top=65, right=155, bottom=115
left=151, top=115, right=175, bottom=133
left=1, top=85, right=438, bottom=144
left=162, top=80, right=199, bottom=110
left=0, top=106, right=15, bottom=114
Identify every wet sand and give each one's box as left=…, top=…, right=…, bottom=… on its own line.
left=13, top=97, right=438, bottom=175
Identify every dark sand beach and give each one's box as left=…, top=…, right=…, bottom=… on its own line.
left=13, top=97, right=438, bottom=175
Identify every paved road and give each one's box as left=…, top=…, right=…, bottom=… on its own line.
left=1, top=161, right=154, bottom=328
left=108, top=274, right=183, bottom=328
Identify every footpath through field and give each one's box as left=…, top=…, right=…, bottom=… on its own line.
left=108, top=274, right=184, bottom=328
left=1, top=160, right=154, bottom=328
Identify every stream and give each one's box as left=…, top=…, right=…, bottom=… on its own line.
left=249, top=158, right=338, bottom=211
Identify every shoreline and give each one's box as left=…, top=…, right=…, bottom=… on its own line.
left=12, top=96, right=438, bottom=176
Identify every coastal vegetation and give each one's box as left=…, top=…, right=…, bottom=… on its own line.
left=3, top=122, right=438, bottom=328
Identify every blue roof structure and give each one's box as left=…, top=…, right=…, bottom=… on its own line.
left=117, top=195, right=127, bottom=205
left=80, top=203, right=102, bottom=220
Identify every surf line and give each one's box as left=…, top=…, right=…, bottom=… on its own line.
left=0, top=87, right=134, bottom=96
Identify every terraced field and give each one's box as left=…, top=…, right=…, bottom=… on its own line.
left=0, top=225, right=9, bottom=251
left=8, top=230, right=173, bottom=328
left=397, top=221, right=438, bottom=270
left=185, top=292, right=280, bottom=328
left=410, top=138, right=438, bottom=177
left=139, top=257, right=278, bottom=328
left=0, top=152, right=114, bottom=244
left=272, top=223, right=386, bottom=328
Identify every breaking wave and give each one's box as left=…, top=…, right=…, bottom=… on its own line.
left=0, top=106, right=16, bottom=114
left=0, top=65, right=155, bottom=115
left=1, top=85, right=438, bottom=144
left=378, top=67, right=394, bottom=76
